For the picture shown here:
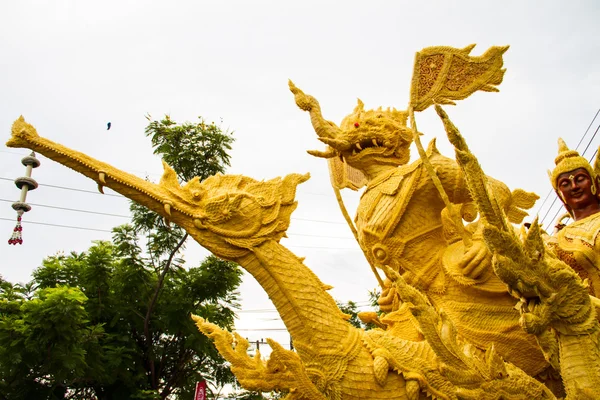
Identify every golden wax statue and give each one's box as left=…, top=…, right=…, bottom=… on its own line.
left=546, top=139, right=600, bottom=297
left=6, top=45, right=600, bottom=399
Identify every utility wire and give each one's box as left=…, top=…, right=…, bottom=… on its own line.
left=580, top=123, right=600, bottom=159
left=0, top=166, right=330, bottom=198
left=234, top=328, right=288, bottom=331
left=0, top=199, right=130, bottom=218
left=237, top=302, right=374, bottom=314
left=291, top=217, right=345, bottom=225
left=0, top=217, right=358, bottom=250
left=1, top=177, right=345, bottom=224
left=0, top=198, right=353, bottom=239
left=0, top=177, right=123, bottom=198
left=540, top=197, right=560, bottom=230
left=575, top=108, right=600, bottom=149
left=0, top=217, right=112, bottom=233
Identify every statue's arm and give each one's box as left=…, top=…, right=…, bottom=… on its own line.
left=432, top=154, right=519, bottom=280
left=433, top=153, right=532, bottom=224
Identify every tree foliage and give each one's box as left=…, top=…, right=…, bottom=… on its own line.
left=1, top=241, right=242, bottom=400
left=337, top=290, right=381, bottom=331
left=144, top=114, right=233, bottom=182
left=0, top=116, right=241, bottom=399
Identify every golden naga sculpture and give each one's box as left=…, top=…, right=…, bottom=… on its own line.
left=433, top=106, right=600, bottom=399
left=5, top=44, right=599, bottom=398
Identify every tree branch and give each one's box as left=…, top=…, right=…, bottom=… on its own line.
left=144, top=232, right=189, bottom=388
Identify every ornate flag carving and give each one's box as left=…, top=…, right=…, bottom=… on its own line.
left=410, top=44, right=508, bottom=112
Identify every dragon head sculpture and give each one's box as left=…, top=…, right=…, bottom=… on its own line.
left=289, top=81, right=414, bottom=174
left=7, top=116, right=310, bottom=261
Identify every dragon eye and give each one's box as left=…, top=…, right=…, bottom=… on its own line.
left=354, top=122, right=360, bottom=128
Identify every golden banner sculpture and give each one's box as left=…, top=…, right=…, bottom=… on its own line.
left=6, top=45, right=600, bottom=399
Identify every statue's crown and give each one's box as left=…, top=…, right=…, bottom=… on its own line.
left=550, top=138, right=595, bottom=189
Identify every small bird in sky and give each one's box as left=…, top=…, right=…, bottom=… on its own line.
left=107, top=122, right=112, bottom=130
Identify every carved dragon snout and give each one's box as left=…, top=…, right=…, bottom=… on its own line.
left=289, top=81, right=414, bottom=165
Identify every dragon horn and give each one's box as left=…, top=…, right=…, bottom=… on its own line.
left=289, top=80, right=342, bottom=139
left=307, top=147, right=338, bottom=159
left=317, top=136, right=352, bottom=150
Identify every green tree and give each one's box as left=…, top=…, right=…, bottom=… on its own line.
left=337, top=290, right=381, bottom=330
left=0, top=281, right=103, bottom=399
left=0, top=116, right=241, bottom=399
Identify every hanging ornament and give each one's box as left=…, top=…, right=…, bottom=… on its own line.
left=8, top=211, right=24, bottom=245
left=8, top=152, right=40, bottom=245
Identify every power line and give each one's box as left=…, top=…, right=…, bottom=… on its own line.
left=540, top=196, right=560, bottom=229
left=0, top=199, right=130, bottom=218
left=0, top=198, right=355, bottom=240
left=0, top=199, right=355, bottom=240
left=0, top=217, right=358, bottom=250
left=1, top=177, right=346, bottom=224
left=292, top=217, right=345, bottom=225
left=1, top=166, right=331, bottom=198
left=2, top=152, right=332, bottom=196
left=580, top=123, right=600, bottom=159
left=0, top=198, right=354, bottom=239
left=1, top=150, right=164, bottom=181
left=237, top=302, right=375, bottom=315
left=0, top=217, right=112, bottom=233
left=0, top=177, right=124, bottom=198
left=575, top=108, right=600, bottom=149
left=286, top=244, right=358, bottom=250
left=234, top=328, right=288, bottom=331
left=287, top=232, right=353, bottom=240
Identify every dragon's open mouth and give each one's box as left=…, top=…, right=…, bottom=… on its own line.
left=350, top=138, right=385, bottom=155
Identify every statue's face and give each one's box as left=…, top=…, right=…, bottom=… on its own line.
left=557, top=168, right=597, bottom=210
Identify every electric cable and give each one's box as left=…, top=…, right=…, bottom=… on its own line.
left=1, top=177, right=346, bottom=224
left=0, top=198, right=353, bottom=239
left=0, top=198, right=130, bottom=218
left=0, top=217, right=359, bottom=250
left=0, top=217, right=112, bottom=233
left=0, top=177, right=123, bottom=198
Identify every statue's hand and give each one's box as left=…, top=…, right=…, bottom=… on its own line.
left=378, top=279, right=399, bottom=313
left=457, top=240, right=492, bottom=279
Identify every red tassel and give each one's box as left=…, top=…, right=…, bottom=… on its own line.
left=8, top=215, right=23, bottom=245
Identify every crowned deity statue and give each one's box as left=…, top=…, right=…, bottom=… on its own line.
left=546, top=139, right=600, bottom=297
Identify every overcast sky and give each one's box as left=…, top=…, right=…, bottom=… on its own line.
left=2, top=1, right=600, bottom=347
